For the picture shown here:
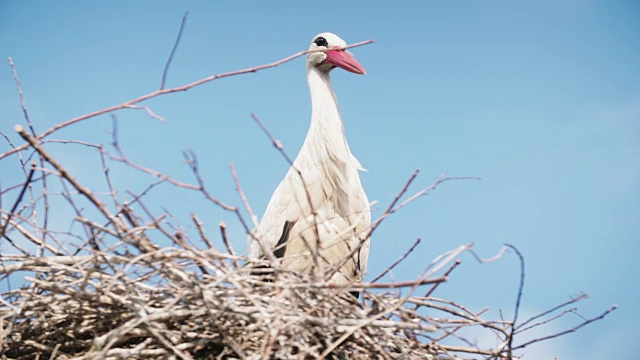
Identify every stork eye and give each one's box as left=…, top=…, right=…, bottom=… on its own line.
left=314, top=37, right=328, bottom=47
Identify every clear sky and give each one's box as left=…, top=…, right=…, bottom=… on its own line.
left=1, top=1, right=638, bottom=358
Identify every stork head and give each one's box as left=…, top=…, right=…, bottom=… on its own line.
left=307, top=32, right=366, bottom=75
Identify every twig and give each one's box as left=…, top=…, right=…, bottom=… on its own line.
left=1, top=215, right=63, bottom=256
left=517, top=293, right=589, bottom=330
left=8, top=58, right=35, bottom=136
left=350, top=276, right=447, bottom=290
left=506, top=244, right=525, bottom=358
left=0, top=161, right=35, bottom=239
left=160, top=11, right=189, bottom=90
left=468, top=245, right=509, bottom=263
left=515, top=307, right=579, bottom=335
left=250, top=113, right=294, bottom=166
left=513, top=305, right=618, bottom=350
left=218, top=221, right=236, bottom=256
left=393, top=173, right=481, bottom=215
left=61, top=179, right=102, bottom=254
left=123, top=105, right=165, bottom=122
left=191, top=214, right=213, bottom=249
left=371, top=237, right=421, bottom=283
left=424, top=259, right=461, bottom=298
left=0, top=176, right=44, bottom=196
left=41, top=139, right=102, bottom=148
left=229, top=163, right=259, bottom=228
left=367, top=168, right=420, bottom=239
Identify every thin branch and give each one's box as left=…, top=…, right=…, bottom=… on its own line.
left=123, top=105, right=165, bottom=122
left=1, top=215, right=64, bottom=256
left=513, top=305, right=618, bottom=350
left=515, top=307, right=579, bottom=335
left=424, top=259, right=461, bottom=298
left=393, top=174, right=481, bottom=214
left=506, top=244, right=525, bottom=358
left=229, top=163, right=259, bottom=228
left=218, top=221, right=236, bottom=256
left=160, top=11, right=189, bottom=90
left=517, top=293, right=589, bottom=330
left=353, top=276, right=447, bottom=291
left=41, top=139, right=102, bottom=148
left=8, top=58, right=35, bottom=136
left=250, top=113, right=294, bottom=166
left=371, top=237, right=421, bottom=283
left=0, top=176, right=44, bottom=197
left=367, top=168, right=420, bottom=239
left=0, top=161, right=35, bottom=239
left=190, top=214, right=213, bottom=250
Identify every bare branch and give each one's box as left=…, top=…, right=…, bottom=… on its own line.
left=371, top=237, right=421, bottom=283
left=218, top=221, right=236, bottom=256
left=8, top=58, right=35, bottom=136
left=517, top=293, right=589, bottom=330
left=160, top=11, right=189, bottom=90
left=191, top=214, right=213, bottom=249
left=506, top=243, right=525, bottom=358
left=424, top=259, right=461, bottom=298
left=250, top=113, right=294, bottom=166
left=229, top=163, right=259, bottom=228
left=513, top=305, right=618, bottom=350
left=0, top=161, right=35, bottom=239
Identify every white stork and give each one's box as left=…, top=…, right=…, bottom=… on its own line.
left=249, top=32, right=370, bottom=297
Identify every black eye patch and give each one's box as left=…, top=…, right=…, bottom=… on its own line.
left=314, top=37, right=328, bottom=47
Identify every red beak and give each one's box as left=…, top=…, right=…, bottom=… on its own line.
left=324, top=48, right=366, bottom=75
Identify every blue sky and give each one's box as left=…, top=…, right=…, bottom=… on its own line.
left=1, top=1, right=638, bottom=358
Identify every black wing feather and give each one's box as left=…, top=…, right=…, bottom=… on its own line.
left=273, top=220, right=294, bottom=259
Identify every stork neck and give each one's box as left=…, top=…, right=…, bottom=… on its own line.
left=305, top=66, right=350, bottom=158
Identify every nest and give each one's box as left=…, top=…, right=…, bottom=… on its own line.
left=0, top=229, right=613, bottom=360
left=1, top=245, right=453, bottom=359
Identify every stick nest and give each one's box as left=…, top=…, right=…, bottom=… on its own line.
left=2, top=246, right=449, bottom=359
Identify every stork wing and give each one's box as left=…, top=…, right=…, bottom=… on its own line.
left=248, top=164, right=320, bottom=260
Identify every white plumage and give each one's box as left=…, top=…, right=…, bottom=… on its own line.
left=249, top=33, right=371, bottom=289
